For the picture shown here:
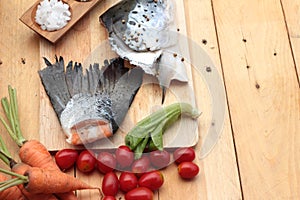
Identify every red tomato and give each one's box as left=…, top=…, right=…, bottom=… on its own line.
left=178, top=162, right=199, bottom=179
left=149, top=150, right=170, bottom=169
left=119, top=172, right=138, bottom=193
left=138, top=171, right=164, bottom=191
left=125, top=187, right=153, bottom=200
left=102, top=172, right=119, bottom=196
left=103, top=196, right=116, bottom=200
left=131, top=156, right=150, bottom=176
left=115, top=145, right=134, bottom=169
left=55, top=149, right=78, bottom=171
left=97, top=152, right=117, bottom=174
left=76, top=150, right=96, bottom=173
left=173, top=147, right=196, bottom=164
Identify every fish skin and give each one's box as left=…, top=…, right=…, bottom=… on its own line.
left=99, top=0, right=175, bottom=74
left=100, top=0, right=189, bottom=103
left=41, top=56, right=71, bottom=116
left=39, top=56, right=144, bottom=145
left=100, top=0, right=174, bottom=52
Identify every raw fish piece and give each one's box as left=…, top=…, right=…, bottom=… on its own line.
left=39, top=56, right=144, bottom=145
left=100, top=0, right=188, bottom=100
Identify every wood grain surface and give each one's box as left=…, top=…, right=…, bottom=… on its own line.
left=0, top=0, right=299, bottom=199
left=212, top=0, right=300, bottom=199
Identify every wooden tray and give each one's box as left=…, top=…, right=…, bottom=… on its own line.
left=20, top=0, right=102, bottom=43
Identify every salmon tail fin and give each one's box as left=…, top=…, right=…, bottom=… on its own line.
left=109, top=58, right=144, bottom=132
left=39, top=56, right=144, bottom=135
left=39, top=56, right=71, bottom=117
left=39, top=56, right=101, bottom=118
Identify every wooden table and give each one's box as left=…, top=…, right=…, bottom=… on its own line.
left=0, top=0, right=299, bottom=199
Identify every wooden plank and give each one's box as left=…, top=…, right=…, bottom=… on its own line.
left=39, top=5, right=93, bottom=150
left=0, top=0, right=40, bottom=159
left=187, top=0, right=242, bottom=198
left=76, top=170, right=103, bottom=199
left=212, top=0, right=300, bottom=198
left=76, top=2, right=155, bottom=199
left=38, top=6, right=95, bottom=200
left=74, top=1, right=117, bottom=199
left=159, top=0, right=243, bottom=199
left=153, top=0, right=199, bottom=148
left=280, top=0, right=300, bottom=83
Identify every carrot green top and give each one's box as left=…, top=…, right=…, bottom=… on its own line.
left=0, top=86, right=26, bottom=147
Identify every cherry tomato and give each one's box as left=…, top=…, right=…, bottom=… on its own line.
left=178, top=162, right=199, bottom=179
left=173, top=147, right=196, bottom=164
left=97, top=152, right=117, bottom=174
left=55, top=149, right=78, bottom=171
left=131, top=156, right=150, bottom=176
left=119, top=172, right=138, bottom=193
left=76, top=150, right=96, bottom=173
left=149, top=150, right=170, bottom=169
left=115, top=145, right=134, bottom=169
left=102, top=172, right=119, bottom=196
left=138, top=170, right=164, bottom=191
left=103, top=196, right=116, bottom=200
left=125, top=187, right=153, bottom=200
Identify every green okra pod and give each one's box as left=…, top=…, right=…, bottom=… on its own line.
left=125, top=103, right=200, bottom=159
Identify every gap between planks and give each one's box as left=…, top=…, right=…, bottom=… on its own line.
left=279, top=0, right=300, bottom=87
left=210, top=0, right=245, bottom=199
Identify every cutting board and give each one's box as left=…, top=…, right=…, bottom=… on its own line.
left=39, top=0, right=199, bottom=151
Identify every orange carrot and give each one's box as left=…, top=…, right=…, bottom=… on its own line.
left=11, top=162, right=58, bottom=200
left=0, top=133, right=58, bottom=200
left=23, top=167, right=100, bottom=194
left=19, top=140, right=59, bottom=171
left=19, top=139, right=77, bottom=199
left=0, top=166, right=99, bottom=198
left=0, top=173, right=27, bottom=200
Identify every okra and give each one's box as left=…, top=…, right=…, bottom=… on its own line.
left=125, top=103, right=200, bottom=159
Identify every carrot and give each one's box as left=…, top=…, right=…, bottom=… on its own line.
left=23, top=167, right=100, bottom=194
left=0, top=173, right=26, bottom=200
left=12, top=163, right=58, bottom=200
left=0, top=135, right=27, bottom=200
left=0, top=86, right=78, bottom=200
left=0, top=167, right=101, bottom=196
left=0, top=135, right=58, bottom=200
left=18, top=140, right=78, bottom=200
left=18, top=143, right=78, bottom=200
left=19, top=139, right=59, bottom=170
